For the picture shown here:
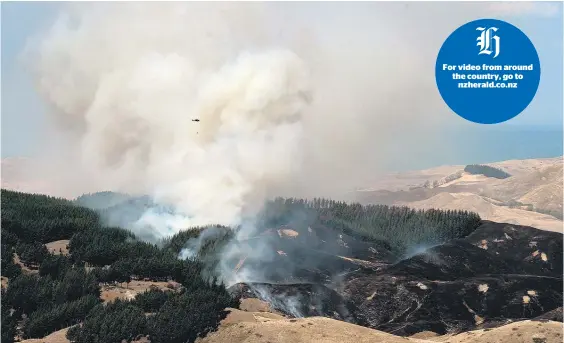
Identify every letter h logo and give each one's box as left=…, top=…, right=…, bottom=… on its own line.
left=476, top=27, right=500, bottom=58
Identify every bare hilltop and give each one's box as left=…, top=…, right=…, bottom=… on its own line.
left=356, top=156, right=563, bottom=232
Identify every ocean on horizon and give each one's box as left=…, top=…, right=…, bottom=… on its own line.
left=389, top=126, right=563, bottom=172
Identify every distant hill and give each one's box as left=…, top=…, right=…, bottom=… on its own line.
left=356, top=157, right=563, bottom=232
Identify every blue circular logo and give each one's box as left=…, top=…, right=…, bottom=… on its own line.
left=436, top=19, right=541, bottom=124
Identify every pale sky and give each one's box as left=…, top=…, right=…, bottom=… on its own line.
left=1, top=2, right=563, bottom=161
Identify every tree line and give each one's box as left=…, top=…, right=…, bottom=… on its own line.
left=464, top=164, right=511, bottom=179
left=78, top=191, right=482, bottom=258
left=254, top=197, right=481, bottom=256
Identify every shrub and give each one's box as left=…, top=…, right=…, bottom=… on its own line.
left=464, top=164, right=511, bottom=179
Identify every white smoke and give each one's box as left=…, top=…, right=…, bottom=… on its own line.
left=27, top=3, right=315, bottom=234
left=251, top=284, right=304, bottom=318
left=23, top=2, right=507, bottom=238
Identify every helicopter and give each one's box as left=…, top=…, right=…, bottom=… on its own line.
left=191, top=119, right=200, bottom=134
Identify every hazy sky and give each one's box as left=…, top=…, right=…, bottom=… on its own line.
left=2, top=2, right=563, bottom=160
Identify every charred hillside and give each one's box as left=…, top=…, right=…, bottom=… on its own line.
left=343, top=221, right=563, bottom=335
left=226, top=220, right=562, bottom=336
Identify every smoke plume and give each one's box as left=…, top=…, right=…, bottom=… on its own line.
left=26, top=2, right=477, bottom=225
left=28, top=3, right=317, bottom=229
left=24, top=2, right=546, bottom=212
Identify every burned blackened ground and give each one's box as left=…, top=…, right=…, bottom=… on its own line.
left=534, top=307, right=563, bottom=322
left=233, top=221, right=563, bottom=336
left=343, top=221, right=563, bottom=335
left=384, top=240, right=515, bottom=280
left=229, top=282, right=363, bottom=324
left=226, top=224, right=395, bottom=284
left=345, top=274, right=562, bottom=335
left=463, top=221, right=562, bottom=277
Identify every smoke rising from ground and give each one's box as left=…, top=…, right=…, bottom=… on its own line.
left=29, top=3, right=314, bottom=230
left=24, top=2, right=506, bottom=236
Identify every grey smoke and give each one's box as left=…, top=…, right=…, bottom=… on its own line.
left=177, top=225, right=226, bottom=260
left=402, top=242, right=443, bottom=261
left=251, top=284, right=304, bottom=318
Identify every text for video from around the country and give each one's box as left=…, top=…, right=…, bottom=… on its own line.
left=442, top=63, right=534, bottom=90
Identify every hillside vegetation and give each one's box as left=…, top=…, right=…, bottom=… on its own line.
left=258, top=197, right=481, bottom=256
left=464, top=164, right=512, bottom=179
left=1, top=190, right=237, bottom=343
left=1, top=189, right=483, bottom=343
left=87, top=193, right=482, bottom=258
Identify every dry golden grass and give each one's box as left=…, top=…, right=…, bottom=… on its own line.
left=428, top=320, right=562, bottom=343
left=1, top=276, right=8, bottom=289
left=198, top=310, right=430, bottom=343
left=198, top=309, right=563, bottom=343
left=13, top=253, right=39, bottom=274
left=278, top=229, right=299, bottom=237
left=238, top=298, right=279, bottom=314
left=402, top=192, right=563, bottom=233
left=100, top=280, right=180, bottom=303
left=358, top=157, right=563, bottom=232
left=12, top=305, right=563, bottom=343
left=18, top=327, right=71, bottom=343
left=45, top=240, right=70, bottom=255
